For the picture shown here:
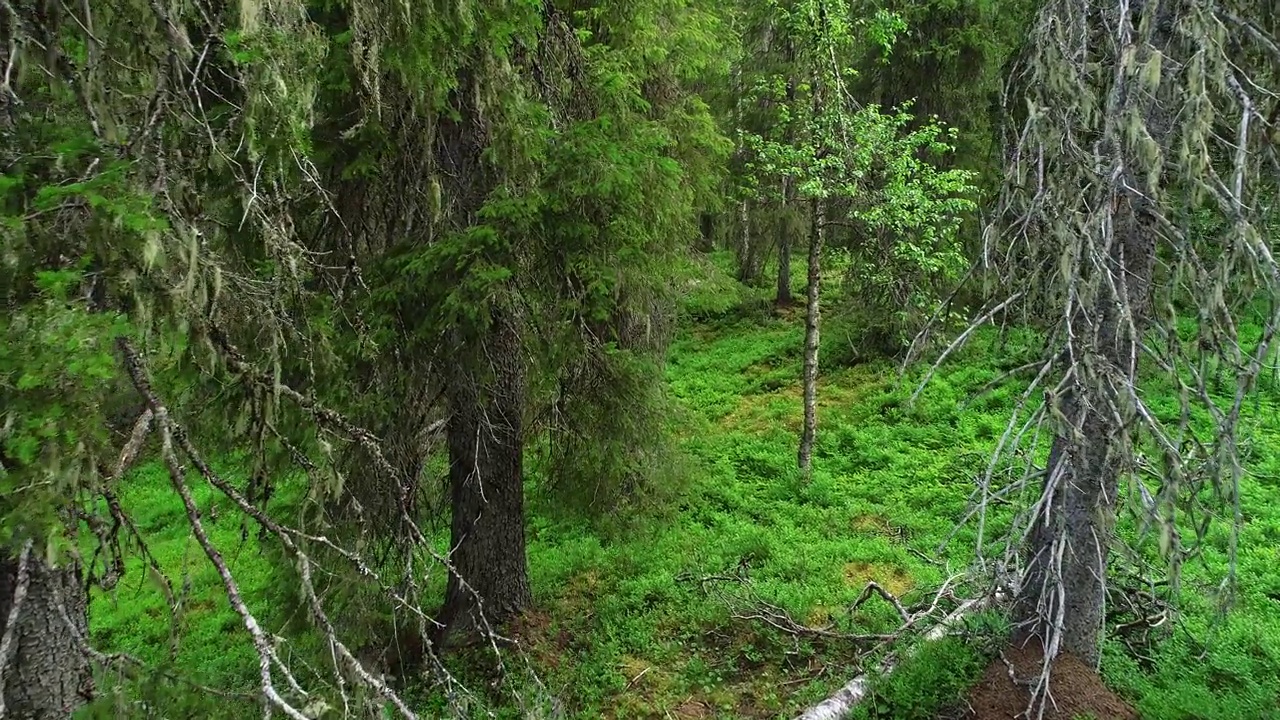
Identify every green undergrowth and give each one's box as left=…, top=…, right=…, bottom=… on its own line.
left=83, top=253, right=1280, bottom=719
left=81, top=461, right=307, bottom=717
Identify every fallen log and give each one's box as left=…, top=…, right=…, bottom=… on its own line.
left=792, top=595, right=992, bottom=720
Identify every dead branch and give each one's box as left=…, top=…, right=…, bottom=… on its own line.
left=46, top=578, right=253, bottom=702
left=203, top=325, right=530, bottom=698
left=120, top=339, right=356, bottom=719
left=908, top=291, right=1025, bottom=405
left=792, top=593, right=995, bottom=720
left=111, top=408, right=154, bottom=482
left=115, top=337, right=523, bottom=716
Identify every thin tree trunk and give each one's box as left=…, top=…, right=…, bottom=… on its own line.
left=737, top=199, right=754, bottom=283
left=777, top=62, right=797, bottom=307
left=776, top=178, right=793, bottom=306
left=776, top=226, right=792, bottom=305
left=0, top=549, right=92, bottom=718
left=1014, top=195, right=1156, bottom=668
left=747, top=240, right=766, bottom=285
left=797, top=200, right=824, bottom=474
left=436, top=307, right=531, bottom=648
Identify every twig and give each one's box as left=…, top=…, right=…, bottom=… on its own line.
left=908, top=292, right=1024, bottom=405
left=119, top=338, right=476, bottom=717
left=624, top=666, right=650, bottom=690
left=850, top=582, right=910, bottom=624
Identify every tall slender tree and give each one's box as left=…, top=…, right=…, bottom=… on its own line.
left=798, top=198, right=825, bottom=472
left=737, top=0, right=975, bottom=473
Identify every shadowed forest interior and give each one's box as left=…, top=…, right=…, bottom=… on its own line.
left=2, top=0, right=1279, bottom=718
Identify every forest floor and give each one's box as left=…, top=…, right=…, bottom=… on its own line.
left=86, top=254, right=1280, bottom=719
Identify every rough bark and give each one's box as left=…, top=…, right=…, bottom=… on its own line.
left=0, top=551, right=92, bottom=719
left=1014, top=195, right=1157, bottom=668
left=1011, top=0, right=1175, bottom=668
left=797, top=201, right=824, bottom=474
left=436, top=307, right=532, bottom=648
left=1015, top=424, right=1118, bottom=668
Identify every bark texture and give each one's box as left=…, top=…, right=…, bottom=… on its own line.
left=1014, top=195, right=1157, bottom=668
left=1012, top=0, right=1174, bottom=668
left=436, top=307, right=532, bottom=647
left=0, top=552, right=92, bottom=719
left=797, top=201, right=824, bottom=474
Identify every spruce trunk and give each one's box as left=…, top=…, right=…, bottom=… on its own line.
left=1014, top=195, right=1156, bottom=668
left=797, top=201, right=824, bottom=474
left=437, top=308, right=532, bottom=647
left=0, top=552, right=92, bottom=718
left=776, top=226, right=792, bottom=306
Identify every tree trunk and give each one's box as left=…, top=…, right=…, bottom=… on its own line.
left=776, top=63, right=797, bottom=307
left=1013, top=0, right=1174, bottom=665
left=737, top=199, right=754, bottom=283
left=776, top=225, right=792, bottom=305
left=0, top=550, right=92, bottom=718
left=698, top=212, right=715, bottom=253
left=436, top=307, right=532, bottom=648
left=1014, top=195, right=1157, bottom=669
left=1015, top=424, right=1118, bottom=668
left=747, top=241, right=766, bottom=285
left=776, top=179, right=793, bottom=306
left=797, top=201, right=824, bottom=474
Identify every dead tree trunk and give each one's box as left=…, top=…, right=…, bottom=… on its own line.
left=436, top=307, right=532, bottom=647
left=1014, top=194, right=1157, bottom=668
left=797, top=201, right=824, bottom=474
left=0, top=549, right=92, bottom=718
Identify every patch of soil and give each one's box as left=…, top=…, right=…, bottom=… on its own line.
left=960, top=640, right=1138, bottom=720
left=673, top=699, right=711, bottom=718
left=842, top=561, right=915, bottom=596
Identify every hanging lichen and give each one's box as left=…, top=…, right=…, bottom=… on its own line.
left=950, top=0, right=1280, bottom=713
